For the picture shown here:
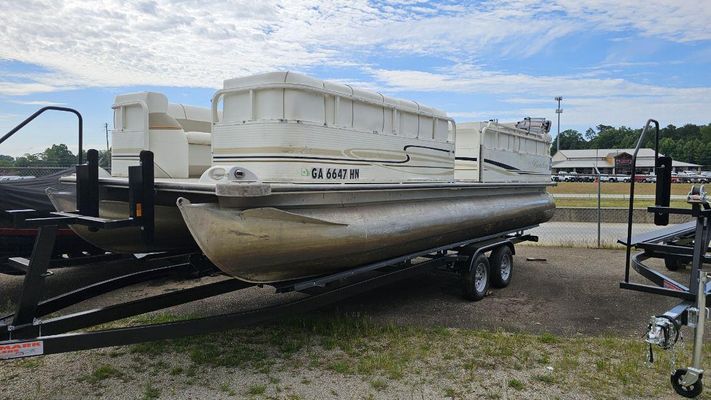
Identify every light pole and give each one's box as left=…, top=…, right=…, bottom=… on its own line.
left=555, top=96, right=563, bottom=153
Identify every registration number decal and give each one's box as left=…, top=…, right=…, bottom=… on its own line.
left=304, top=168, right=360, bottom=180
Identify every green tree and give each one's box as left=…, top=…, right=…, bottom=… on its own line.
left=14, top=153, right=42, bottom=167
left=42, top=144, right=77, bottom=166
left=550, top=129, right=586, bottom=155
left=0, top=155, right=14, bottom=167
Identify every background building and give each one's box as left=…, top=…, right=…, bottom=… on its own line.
left=552, top=148, right=701, bottom=175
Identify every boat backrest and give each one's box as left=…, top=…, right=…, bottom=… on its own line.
left=111, top=92, right=211, bottom=178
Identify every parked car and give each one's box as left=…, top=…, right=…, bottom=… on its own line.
left=599, top=174, right=631, bottom=183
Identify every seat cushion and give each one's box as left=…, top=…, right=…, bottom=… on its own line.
left=186, top=131, right=211, bottom=145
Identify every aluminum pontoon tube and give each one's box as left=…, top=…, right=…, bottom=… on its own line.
left=176, top=189, right=554, bottom=283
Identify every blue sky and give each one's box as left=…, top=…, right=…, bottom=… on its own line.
left=0, top=0, right=710, bottom=156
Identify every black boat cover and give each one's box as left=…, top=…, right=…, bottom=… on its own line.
left=0, top=169, right=72, bottom=212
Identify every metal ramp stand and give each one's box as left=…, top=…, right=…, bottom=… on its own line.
left=619, top=119, right=711, bottom=398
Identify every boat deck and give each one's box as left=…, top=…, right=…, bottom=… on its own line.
left=60, top=174, right=555, bottom=195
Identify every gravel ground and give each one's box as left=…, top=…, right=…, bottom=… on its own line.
left=0, top=246, right=699, bottom=399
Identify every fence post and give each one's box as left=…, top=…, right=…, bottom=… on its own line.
left=596, top=169, right=602, bottom=248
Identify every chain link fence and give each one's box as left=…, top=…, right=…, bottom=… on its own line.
left=0, top=166, right=73, bottom=179
left=528, top=186, right=693, bottom=248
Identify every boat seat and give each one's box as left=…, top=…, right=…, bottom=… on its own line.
left=186, top=132, right=211, bottom=177
left=112, top=92, right=213, bottom=178
left=186, top=131, right=211, bottom=145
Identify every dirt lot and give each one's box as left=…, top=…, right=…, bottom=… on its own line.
left=0, top=247, right=704, bottom=399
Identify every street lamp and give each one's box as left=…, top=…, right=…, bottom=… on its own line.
left=555, top=96, right=563, bottom=153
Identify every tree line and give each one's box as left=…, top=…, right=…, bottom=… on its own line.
left=2, top=123, right=710, bottom=169
left=551, top=123, right=711, bottom=167
left=0, top=144, right=111, bottom=168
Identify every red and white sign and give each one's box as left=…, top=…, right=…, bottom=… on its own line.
left=0, top=341, right=44, bottom=359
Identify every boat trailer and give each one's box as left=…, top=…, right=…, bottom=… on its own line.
left=0, top=148, right=538, bottom=359
left=620, top=119, right=711, bottom=398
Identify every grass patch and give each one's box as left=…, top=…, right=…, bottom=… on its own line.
left=538, top=332, right=558, bottom=344
left=74, top=313, right=711, bottom=399
left=328, top=360, right=352, bottom=374
left=219, top=382, right=237, bottom=396
left=246, top=384, right=266, bottom=395
left=533, top=373, right=556, bottom=384
left=370, top=378, right=387, bottom=391
left=15, top=358, right=42, bottom=369
left=80, top=365, right=124, bottom=384
left=142, top=383, right=160, bottom=400
left=508, top=379, right=525, bottom=390
left=444, top=387, right=460, bottom=398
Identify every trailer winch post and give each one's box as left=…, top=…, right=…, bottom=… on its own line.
left=128, top=150, right=155, bottom=243
left=76, top=149, right=99, bottom=217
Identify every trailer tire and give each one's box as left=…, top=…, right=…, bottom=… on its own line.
left=664, top=256, right=684, bottom=271
left=671, top=368, right=703, bottom=398
left=462, top=253, right=490, bottom=301
left=489, top=246, right=513, bottom=288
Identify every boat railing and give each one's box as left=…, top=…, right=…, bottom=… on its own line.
left=0, top=106, right=84, bottom=164
left=484, top=120, right=550, bottom=140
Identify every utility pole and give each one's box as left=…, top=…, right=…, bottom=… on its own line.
left=555, top=96, right=563, bottom=153
left=104, top=122, right=109, bottom=152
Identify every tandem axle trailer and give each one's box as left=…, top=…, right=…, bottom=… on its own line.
left=0, top=145, right=538, bottom=360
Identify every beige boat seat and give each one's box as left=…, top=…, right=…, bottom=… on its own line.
left=111, top=92, right=212, bottom=178
left=185, top=131, right=211, bottom=177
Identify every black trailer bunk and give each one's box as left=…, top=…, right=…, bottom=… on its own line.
left=619, top=119, right=711, bottom=398
left=0, top=144, right=538, bottom=360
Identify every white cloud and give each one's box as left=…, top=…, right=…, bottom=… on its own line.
left=553, top=0, right=711, bottom=42
left=0, top=0, right=709, bottom=130
left=1, top=0, right=707, bottom=95
left=0, top=81, right=66, bottom=96
left=9, top=99, right=66, bottom=106
left=368, top=65, right=711, bottom=128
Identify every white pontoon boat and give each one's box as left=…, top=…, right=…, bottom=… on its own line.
left=49, top=72, right=555, bottom=283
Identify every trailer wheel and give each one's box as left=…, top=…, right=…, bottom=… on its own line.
left=462, top=253, right=490, bottom=301
left=664, top=256, right=685, bottom=271
left=489, top=246, right=513, bottom=288
left=671, top=368, right=703, bottom=398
